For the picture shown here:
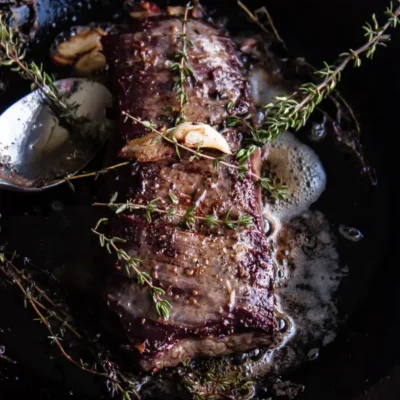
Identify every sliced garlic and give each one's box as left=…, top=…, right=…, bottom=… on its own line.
left=58, top=28, right=105, bottom=59
left=173, top=122, right=232, bottom=155
left=51, top=27, right=107, bottom=74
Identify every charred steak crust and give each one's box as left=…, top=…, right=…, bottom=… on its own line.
left=102, top=17, right=277, bottom=370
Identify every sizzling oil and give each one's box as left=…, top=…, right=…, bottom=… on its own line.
left=259, top=132, right=346, bottom=374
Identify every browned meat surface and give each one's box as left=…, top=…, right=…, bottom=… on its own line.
left=102, top=17, right=278, bottom=371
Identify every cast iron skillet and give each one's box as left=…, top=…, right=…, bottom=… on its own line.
left=0, top=0, right=399, bottom=399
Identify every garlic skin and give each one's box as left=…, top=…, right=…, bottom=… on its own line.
left=119, top=133, right=173, bottom=162
left=173, top=122, right=232, bottom=155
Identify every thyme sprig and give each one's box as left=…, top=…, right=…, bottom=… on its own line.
left=239, top=1, right=362, bottom=136
left=50, top=161, right=130, bottom=185
left=93, top=195, right=254, bottom=230
left=0, top=15, right=88, bottom=137
left=92, top=218, right=172, bottom=319
left=172, top=3, right=194, bottom=125
left=0, top=253, right=141, bottom=400
left=122, top=111, right=287, bottom=199
left=248, top=2, right=400, bottom=147
left=233, top=1, right=400, bottom=168
left=238, top=1, right=363, bottom=139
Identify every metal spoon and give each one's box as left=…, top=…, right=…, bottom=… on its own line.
left=0, top=78, right=113, bottom=192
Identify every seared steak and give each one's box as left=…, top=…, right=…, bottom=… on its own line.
left=102, top=17, right=277, bottom=371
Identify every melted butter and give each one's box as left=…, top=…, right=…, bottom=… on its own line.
left=272, top=211, right=347, bottom=372
left=245, top=42, right=345, bottom=373
left=262, top=132, right=327, bottom=222
left=258, top=132, right=346, bottom=374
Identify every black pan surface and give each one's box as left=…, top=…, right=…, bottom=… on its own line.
left=0, top=0, right=399, bottom=399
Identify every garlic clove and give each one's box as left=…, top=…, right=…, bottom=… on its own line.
left=173, top=122, right=232, bottom=155
left=57, top=28, right=105, bottom=60
left=75, top=48, right=107, bottom=75
left=51, top=53, right=74, bottom=66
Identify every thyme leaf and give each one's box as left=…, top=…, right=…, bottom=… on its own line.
left=168, top=192, right=179, bottom=204
left=260, top=177, right=288, bottom=200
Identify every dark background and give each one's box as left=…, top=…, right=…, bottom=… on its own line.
left=1, top=0, right=399, bottom=399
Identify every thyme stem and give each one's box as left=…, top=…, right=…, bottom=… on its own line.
left=9, top=263, right=70, bottom=319
left=50, top=161, right=130, bottom=184
left=172, top=3, right=194, bottom=124
left=238, top=1, right=283, bottom=42
left=237, top=1, right=269, bottom=35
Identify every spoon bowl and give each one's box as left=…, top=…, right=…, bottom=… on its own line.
left=0, top=78, right=113, bottom=192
